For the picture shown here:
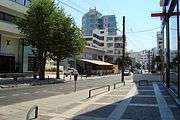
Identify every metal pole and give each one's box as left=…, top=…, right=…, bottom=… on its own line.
left=121, top=16, right=125, bottom=85
left=176, top=0, right=180, bottom=98
left=166, top=18, right=170, bottom=88
left=74, top=80, right=77, bottom=92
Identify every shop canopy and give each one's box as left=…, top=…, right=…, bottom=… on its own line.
left=80, top=59, right=113, bottom=66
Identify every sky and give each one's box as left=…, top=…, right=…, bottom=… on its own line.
left=57, top=0, right=162, bottom=52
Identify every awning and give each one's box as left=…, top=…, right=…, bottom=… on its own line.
left=80, top=59, right=113, bottom=66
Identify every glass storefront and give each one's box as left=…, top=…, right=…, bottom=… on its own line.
left=163, top=0, right=180, bottom=98
left=169, top=5, right=178, bottom=95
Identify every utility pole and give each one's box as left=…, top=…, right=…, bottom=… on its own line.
left=121, top=16, right=125, bottom=85
left=148, top=50, right=151, bottom=73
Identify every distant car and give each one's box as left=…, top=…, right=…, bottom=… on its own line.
left=64, top=68, right=78, bottom=76
left=144, top=70, right=149, bottom=74
left=124, top=69, right=130, bottom=76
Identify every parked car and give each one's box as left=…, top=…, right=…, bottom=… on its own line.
left=124, top=69, right=131, bottom=76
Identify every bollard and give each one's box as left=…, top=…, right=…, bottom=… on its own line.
left=26, top=105, right=38, bottom=120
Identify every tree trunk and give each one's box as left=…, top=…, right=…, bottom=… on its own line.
left=56, top=57, right=60, bottom=79
left=38, top=50, right=47, bottom=80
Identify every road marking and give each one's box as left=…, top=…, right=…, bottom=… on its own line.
left=129, top=103, right=158, bottom=107
left=34, top=91, right=40, bottom=94
left=23, top=93, right=30, bottom=95
left=0, top=96, right=6, bottom=99
left=153, top=83, right=175, bottom=120
left=12, top=94, right=20, bottom=96
left=107, top=84, right=137, bottom=120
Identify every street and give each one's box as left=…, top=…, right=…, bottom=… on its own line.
left=0, top=74, right=133, bottom=107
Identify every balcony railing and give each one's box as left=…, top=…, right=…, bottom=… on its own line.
left=9, top=0, right=31, bottom=6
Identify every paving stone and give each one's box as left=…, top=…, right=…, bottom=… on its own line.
left=96, top=96, right=125, bottom=104
left=137, top=91, right=155, bottom=95
left=130, top=97, right=157, bottom=104
left=108, top=91, right=129, bottom=96
left=170, top=107, right=180, bottom=120
left=75, top=104, right=116, bottom=118
left=158, top=86, right=166, bottom=91
left=161, top=90, right=170, bottom=96
left=38, top=115, right=54, bottom=120
left=164, top=97, right=177, bottom=105
left=121, top=106, right=161, bottom=120
left=137, top=87, right=154, bottom=90
left=48, top=103, right=81, bottom=114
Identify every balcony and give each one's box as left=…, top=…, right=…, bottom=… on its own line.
left=0, top=21, right=20, bottom=36
left=0, top=0, right=28, bottom=17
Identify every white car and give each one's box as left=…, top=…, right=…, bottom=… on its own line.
left=64, top=68, right=78, bottom=76
left=124, top=69, right=130, bottom=76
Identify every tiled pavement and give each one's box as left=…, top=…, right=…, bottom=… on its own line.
left=38, top=81, right=180, bottom=120
left=0, top=80, right=179, bottom=120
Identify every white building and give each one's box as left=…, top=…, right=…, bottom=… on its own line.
left=0, top=0, right=34, bottom=73
left=130, top=48, right=158, bottom=69
left=157, top=31, right=164, bottom=55
left=84, top=29, right=123, bottom=63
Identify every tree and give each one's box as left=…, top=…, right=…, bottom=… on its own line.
left=115, top=54, right=133, bottom=69
left=16, top=0, right=56, bottom=80
left=134, top=62, right=142, bottom=69
left=49, top=8, right=85, bottom=79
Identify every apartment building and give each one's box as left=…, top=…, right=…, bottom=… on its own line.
left=84, top=29, right=123, bottom=63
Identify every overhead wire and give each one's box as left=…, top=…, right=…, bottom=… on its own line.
left=57, top=0, right=85, bottom=14
left=66, top=0, right=88, bottom=11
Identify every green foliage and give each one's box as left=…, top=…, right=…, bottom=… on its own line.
left=49, top=8, right=85, bottom=61
left=16, top=0, right=55, bottom=51
left=116, top=54, right=133, bottom=69
left=16, top=0, right=85, bottom=79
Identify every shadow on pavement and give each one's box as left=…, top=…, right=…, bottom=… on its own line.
left=69, top=81, right=180, bottom=120
left=0, top=77, right=65, bottom=87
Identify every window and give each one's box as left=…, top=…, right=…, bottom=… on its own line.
left=107, top=43, right=113, bottom=48
left=107, top=50, right=113, bottom=54
left=114, top=43, right=123, bottom=48
left=85, top=38, right=93, bottom=41
left=114, top=37, right=122, bottom=42
left=114, top=49, right=121, bottom=54
left=0, top=12, right=16, bottom=23
left=93, top=33, right=104, bottom=40
left=93, top=40, right=104, bottom=47
left=107, top=37, right=113, bottom=41
left=28, top=56, right=37, bottom=71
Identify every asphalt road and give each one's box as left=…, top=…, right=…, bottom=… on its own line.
left=0, top=74, right=132, bottom=107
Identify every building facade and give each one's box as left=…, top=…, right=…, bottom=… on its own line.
left=0, top=0, right=34, bottom=73
left=82, top=8, right=117, bottom=36
left=84, top=29, right=123, bottom=63
left=160, top=0, right=180, bottom=98
left=82, top=8, right=102, bottom=36
left=157, top=31, right=164, bottom=55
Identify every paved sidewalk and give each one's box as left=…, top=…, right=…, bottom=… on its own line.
left=0, top=79, right=180, bottom=120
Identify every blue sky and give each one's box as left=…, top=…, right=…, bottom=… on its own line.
left=57, top=0, right=162, bottom=52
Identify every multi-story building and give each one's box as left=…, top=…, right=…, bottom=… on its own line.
left=82, top=8, right=117, bottom=36
left=82, top=8, right=102, bottom=36
left=98, top=15, right=117, bottom=35
left=82, top=8, right=121, bottom=63
left=139, top=50, right=153, bottom=69
left=0, top=0, right=34, bottom=73
left=84, top=29, right=123, bottom=63
left=157, top=31, right=164, bottom=55
left=130, top=48, right=157, bottom=70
